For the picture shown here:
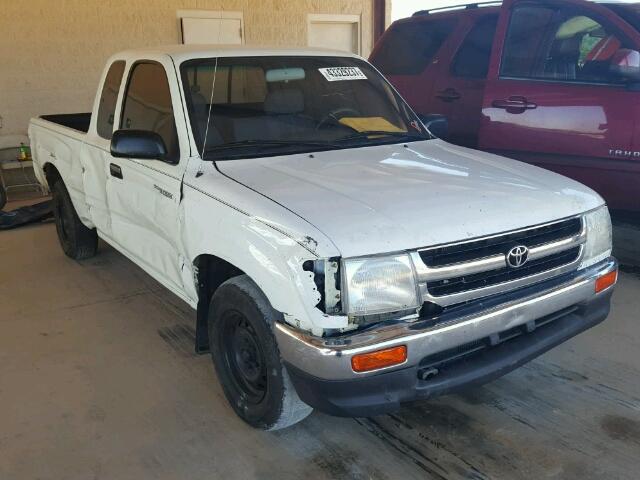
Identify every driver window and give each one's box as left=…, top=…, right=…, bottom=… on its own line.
left=502, top=5, right=627, bottom=84
left=121, top=62, right=180, bottom=163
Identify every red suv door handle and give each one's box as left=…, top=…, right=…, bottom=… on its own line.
left=492, top=96, right=537, bottom=112
left=436, top=88, right=461, bottom=102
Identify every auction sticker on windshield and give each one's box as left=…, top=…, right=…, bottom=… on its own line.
left=318, top=67, right=367, bottom=82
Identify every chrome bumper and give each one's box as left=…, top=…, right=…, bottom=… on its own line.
left=275, top=259, right=617, bottom=381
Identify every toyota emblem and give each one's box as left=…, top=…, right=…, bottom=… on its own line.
left=506, top=245, right=529, bottom=268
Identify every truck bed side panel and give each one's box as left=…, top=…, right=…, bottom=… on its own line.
left=29, top=118, right=94, bottom=227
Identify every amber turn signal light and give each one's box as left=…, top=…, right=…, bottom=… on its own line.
left=351, top=345, right=407, bottom=373
left=595, top=270, right=618, bottom=293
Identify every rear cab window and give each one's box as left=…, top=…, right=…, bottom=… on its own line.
left=371, top=18, right=458, bottom=75
left=96, top=61, right=125, bottom=139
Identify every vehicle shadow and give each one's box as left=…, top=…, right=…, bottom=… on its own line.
left=611, top=210, right=640, bottom=269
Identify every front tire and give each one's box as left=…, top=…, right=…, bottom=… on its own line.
left=209, top=275, right=312, bottom=430
left=52, top=180, right=98, bottom=260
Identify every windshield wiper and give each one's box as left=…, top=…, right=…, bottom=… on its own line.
left=204, top=139, right=339, bottom=154
left=335, top=130, right=426, bottom=143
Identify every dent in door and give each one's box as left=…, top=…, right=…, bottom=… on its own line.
left=81, top=146, right=112, bottom=235
left=106, top=164, right=184, bottom=290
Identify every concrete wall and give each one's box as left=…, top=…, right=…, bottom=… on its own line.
left=0, top=0, right=376, bottom=136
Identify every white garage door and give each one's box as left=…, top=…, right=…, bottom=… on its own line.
left=307, top=14, right=361, bottom=54
left=179, top=11, right=243, bottom=44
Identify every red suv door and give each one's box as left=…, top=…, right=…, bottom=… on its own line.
left=431, top=12, right=499, bottom=148
left=479, top=0, right=640, bottom=211
left=370, top=15, right=461, bottom=119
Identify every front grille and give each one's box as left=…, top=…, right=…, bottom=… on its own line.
left=419, top=217, right=582, bottom=267
left=427, top=247, right=581, bottom=297
left=417, top=217, right=583, bottom=299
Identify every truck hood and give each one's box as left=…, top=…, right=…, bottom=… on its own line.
left=217, top=140, right=603, bottom=257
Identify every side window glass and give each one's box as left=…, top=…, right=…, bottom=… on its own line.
left=452, top=15, right=499, bottom=78
left=96, top=61, right=125, bottom=140
left=501, top=5, right=556, bottom=78
left=502, top=5, right=627, bottom=84
left=371, top=19, right=457, bottom=75
left=121, top=62, right=179, bottom=163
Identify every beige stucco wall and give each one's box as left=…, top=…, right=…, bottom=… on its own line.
left=0, top=0, right=376, bottom=136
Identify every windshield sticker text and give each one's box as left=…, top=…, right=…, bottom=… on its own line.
left=318, top=67, right=367, bottom=82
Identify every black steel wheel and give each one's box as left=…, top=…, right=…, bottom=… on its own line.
left=209, top=275, right=312, bottom=430
left=220, top=310, right=268, bottom=405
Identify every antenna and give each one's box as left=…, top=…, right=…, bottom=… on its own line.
left=196, top=11, right=224, bottom=177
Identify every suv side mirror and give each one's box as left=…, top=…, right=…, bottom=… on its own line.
left=111, top=130, right=167, bottom=160
left=610, top=48, right=640, bottom=81
left=418, top=114, right=449, bottom=140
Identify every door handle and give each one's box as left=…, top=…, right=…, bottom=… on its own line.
left=492, top=96, right=537, bottom=112
left=436, top=88, right=461, bottom=102
left=110, top=163, right=123, bottom=179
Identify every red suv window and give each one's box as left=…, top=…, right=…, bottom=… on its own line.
left=452, top=14, right=499, bottom=78
left=372, top=19, right=457, bottom=75
left=501, top=4, right=629, bottom=84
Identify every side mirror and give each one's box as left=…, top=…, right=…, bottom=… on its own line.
left=418, top=114, right=448, bottom=140
left=111, top=130, right=167, bottom=160
left=610, top=48, right=640, bottom=81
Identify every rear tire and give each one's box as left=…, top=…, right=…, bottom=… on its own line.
left=209, top=275, right=312, bottom=430
left=52, top=180, right=98, bottom=260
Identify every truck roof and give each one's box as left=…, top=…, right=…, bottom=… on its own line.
left=114, top=45, right=361, bottom=64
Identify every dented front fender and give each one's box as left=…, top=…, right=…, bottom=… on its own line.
left=180, top=162, right=348, bottom=335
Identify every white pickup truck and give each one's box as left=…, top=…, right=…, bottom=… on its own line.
left=30, top=45, right=617, bottom=430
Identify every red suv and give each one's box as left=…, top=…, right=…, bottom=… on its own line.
left=371, top=0, right=640, bottom=211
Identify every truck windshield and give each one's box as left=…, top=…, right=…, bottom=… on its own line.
left=180, top=56, right=428, bottom=160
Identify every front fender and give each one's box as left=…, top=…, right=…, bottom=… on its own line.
left=181, top=182, right=348, bottom=336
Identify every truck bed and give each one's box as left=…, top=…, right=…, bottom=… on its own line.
left=40, top=113, right=91, bottom=133
left=28, top=113, right=93, bottom=222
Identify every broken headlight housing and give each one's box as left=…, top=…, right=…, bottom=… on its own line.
left=579, top=205, right=612, bottom=270
left=342, top=253, right=420, bottom=317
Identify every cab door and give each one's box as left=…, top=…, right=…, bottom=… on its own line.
left=81, top=59, right=126, bottom=237
left=105, top=57, right=190, bottom=294
left=479, top=0, right=640, bottom=210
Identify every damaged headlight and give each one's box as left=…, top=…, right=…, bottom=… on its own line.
left=579, top=206, right=612, bottom=270
left=342, top=253, right=420, bottom=316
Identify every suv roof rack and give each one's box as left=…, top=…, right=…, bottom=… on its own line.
left=412, top=1, right=502, bottom=16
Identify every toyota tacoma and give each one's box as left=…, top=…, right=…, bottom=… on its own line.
left=29, top=46, right=617, bottom=430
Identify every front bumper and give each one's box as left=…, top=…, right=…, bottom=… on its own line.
left=275, top=259, right=617, bottom=417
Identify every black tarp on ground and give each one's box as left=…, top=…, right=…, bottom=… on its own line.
left=0, top=201, right=53, bottom=230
